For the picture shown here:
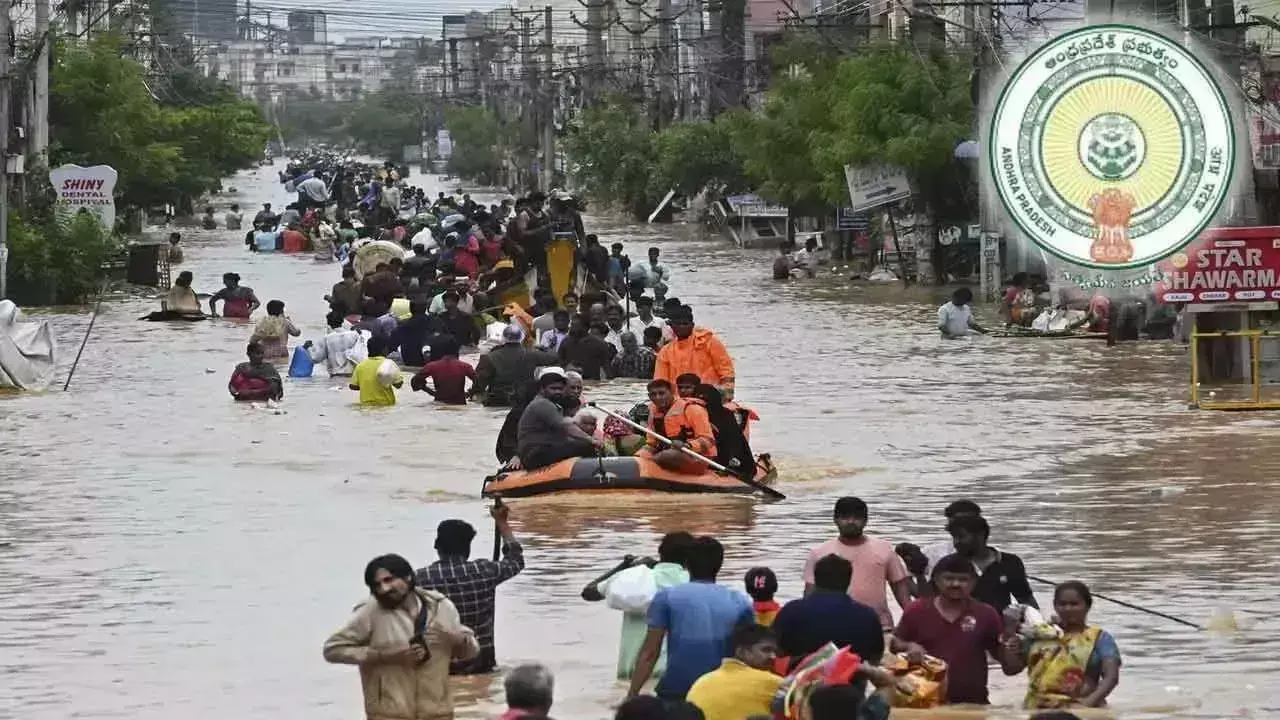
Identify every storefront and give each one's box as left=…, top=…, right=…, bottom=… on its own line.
left=1158, top=226, right=1280, bottom=409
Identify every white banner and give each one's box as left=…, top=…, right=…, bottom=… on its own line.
left=49, top=164, right=117, bottom=231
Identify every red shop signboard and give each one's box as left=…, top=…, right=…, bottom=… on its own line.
left=1158, top=226, right=1280, bottom=303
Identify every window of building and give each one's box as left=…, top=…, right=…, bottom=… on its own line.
left=338, top=63, right=346, bottom=72
left=351, top=63, right=360, bottom=73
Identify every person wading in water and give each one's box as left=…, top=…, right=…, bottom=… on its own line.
left=415, top=503, right=525, bottom=675
left=323, top=554, right=479, bottom=720
left=474, top=325, right=558, bottom=408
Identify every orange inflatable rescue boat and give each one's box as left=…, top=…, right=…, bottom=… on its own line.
left=483, top=454, right=777, bottom=498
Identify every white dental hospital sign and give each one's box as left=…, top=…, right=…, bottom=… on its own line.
left=988, top=24, right=1235, bottom=270
left=50, top=163, right=118, bottom=231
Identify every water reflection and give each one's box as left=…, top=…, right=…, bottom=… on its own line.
left=0, top=161, right=1276, bottom=720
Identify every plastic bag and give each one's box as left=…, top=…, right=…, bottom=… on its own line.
left=345, top=332, right=369, bottom=365
left=604, top=565, right=657, bottom=614
left=882, top=653, right=947, bottom=709
left=375, top=358, right=401, bottom=388
left=288, top=346, right=314, bottom=378
left=1014, top=604, right=1063, bottom=641
left=771, top=643, right=862, bottom=720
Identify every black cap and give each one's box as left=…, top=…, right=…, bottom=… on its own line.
left=668, top=305, right=693, bottom=323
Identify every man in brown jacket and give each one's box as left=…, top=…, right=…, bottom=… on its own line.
left=324, top=554, right=480, bottom=720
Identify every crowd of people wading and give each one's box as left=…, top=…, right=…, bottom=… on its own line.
left=161, top=150, right=1120, bottom=720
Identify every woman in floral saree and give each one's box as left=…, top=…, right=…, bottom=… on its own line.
left=1022, top=581, right=1121, bottom=709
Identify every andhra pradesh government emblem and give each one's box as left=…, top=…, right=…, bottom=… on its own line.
left=988, top=24, right=1235, bottom=270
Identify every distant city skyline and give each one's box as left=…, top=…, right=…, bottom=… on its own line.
left=248, top=0, right=509, bottom=40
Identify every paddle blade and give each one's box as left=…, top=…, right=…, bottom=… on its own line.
left=1207, top=607, right=1239, bottom=634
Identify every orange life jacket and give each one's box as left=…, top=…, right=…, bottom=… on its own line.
left=646, top=398, right=717, bottom=458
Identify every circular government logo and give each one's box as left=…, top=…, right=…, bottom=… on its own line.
left=989, top=24, right=1235, bottom=270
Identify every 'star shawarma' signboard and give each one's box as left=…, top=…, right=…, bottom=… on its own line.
left=1158, top=226, right=1280, bottom=303
left=50, top=164, right=118, bottom=231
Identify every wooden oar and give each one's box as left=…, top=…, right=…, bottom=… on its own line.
left=588, top=402, right=786, bottom=501
left=1027, top=574, right=1204, bottom=630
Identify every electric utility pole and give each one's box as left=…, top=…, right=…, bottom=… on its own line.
left=542, top=5, right=554, bottom=191
left=0, top=1, right=11, bottom=299
left=31, top=0, right=49, bottom=163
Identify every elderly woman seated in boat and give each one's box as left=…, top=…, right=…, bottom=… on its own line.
left=229, top=340, right=283, bottom=401
left=562, top=369, right=585, bottom=415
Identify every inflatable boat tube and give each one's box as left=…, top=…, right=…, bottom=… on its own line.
left=483, top=454, right=777, bottom=498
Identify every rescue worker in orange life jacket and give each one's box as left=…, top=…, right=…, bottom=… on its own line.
left=637, top=378, right=717, bottom=473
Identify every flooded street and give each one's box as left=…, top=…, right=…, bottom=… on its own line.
left=2, top=161, right=1278, bottom=720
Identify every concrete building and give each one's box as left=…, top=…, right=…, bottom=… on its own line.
left=152, top=0, right=238, bottom=43
left=198, top=33, right=438, bottom=102
left=287, top=10, right=328, bottom=44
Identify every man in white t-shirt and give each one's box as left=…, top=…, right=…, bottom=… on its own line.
left=937, top=287, right=986, bottom=339
left=633, top=296, right=667, bottom=338
left=790, top=236, right=824, bottom=278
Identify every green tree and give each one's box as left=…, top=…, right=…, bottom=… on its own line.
left=165, top=103, right=273, bottom=204
left=443, top=106, right=503, bottom=183
left=343, top=89, right=421, bottom=157
left=49, top=34, right=186, bottom=212
left=277, top=96, right=352, bottom=145
left=726, top=56, right=841, bottom=213
left=651, top=115, right=750, bottom=199
left=820, top=44, right=974, bottom=217
left=49, top=33, right=271, bottom=213
left=6, top=211, right=119, bottom=305
left=562, top=96, right=660, bottom=218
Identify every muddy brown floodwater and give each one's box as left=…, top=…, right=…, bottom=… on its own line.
left=1, top=161, right=1277, bottom=720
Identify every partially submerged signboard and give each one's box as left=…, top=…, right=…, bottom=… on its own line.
left=725, top=194, right=788, bottom=217
left=843, top=165, right=912, bottom=214
left=1158, top=226, right=1280, bottom=303
left=49, top=163, right=117, bottom=231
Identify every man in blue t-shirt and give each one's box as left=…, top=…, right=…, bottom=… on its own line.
left=626, top=535, right=755, bottom=700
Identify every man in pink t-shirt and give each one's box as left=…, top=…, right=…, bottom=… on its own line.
left=802, top=496, right=911, bottom=629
